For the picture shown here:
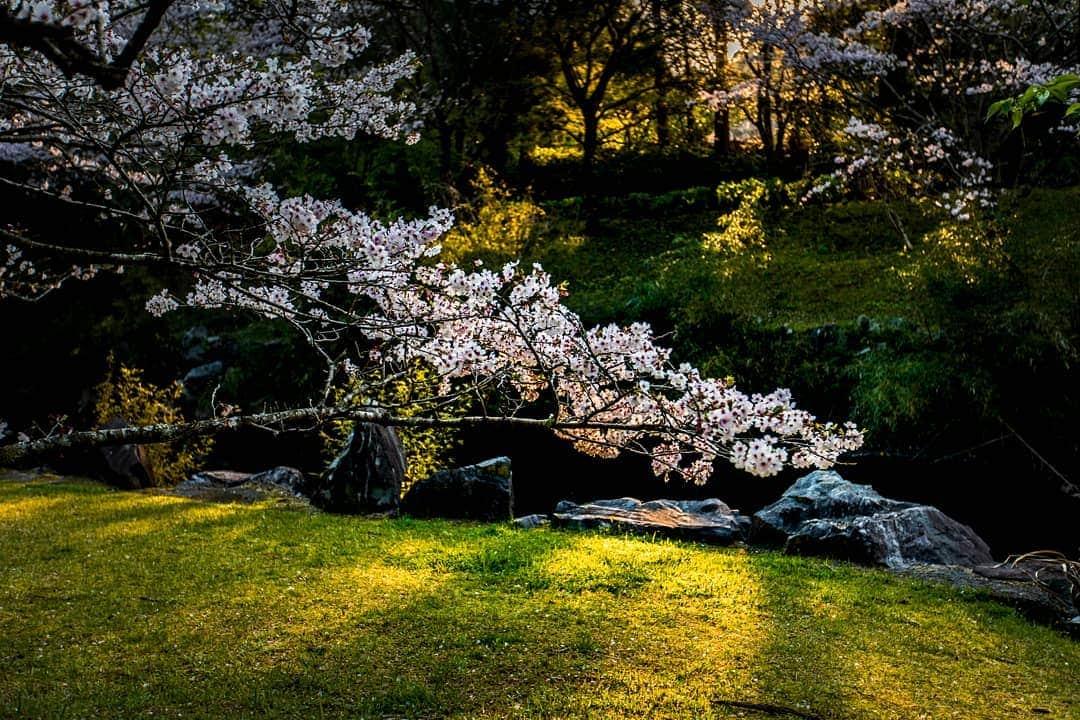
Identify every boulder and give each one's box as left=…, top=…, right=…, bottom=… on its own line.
left=513, top=513, right=551, bottom=529
left=552, top=497, right=750, bottom=545
left=182, top=361, right=225, bottom=385
left=751, top=470, right=914, bottom=544
left=308, top=423, right=405, bottom=513
left=785, top=506, right=994, bottom=567
left=753, top=471, right=993, bottom=568
left=401, top=457, right=513, bottom=521
left=173, top=466, right=309, bottom=505
left=248, top=466, right=306, bottom=495
left=99, top=418, right=155, bottom=489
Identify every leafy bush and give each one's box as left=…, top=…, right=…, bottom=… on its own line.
left=93, top=358, right=213, bottom=485
left=442, top=167, right=546, bottom=264
left=323, top=362, right=467, bottom=489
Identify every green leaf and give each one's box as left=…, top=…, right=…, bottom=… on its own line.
left=1010, top=106, right=1025, bottom=129
left=1018, top=86, right=1040, bottom=107
left=985, top=99, right=1011, bottom=122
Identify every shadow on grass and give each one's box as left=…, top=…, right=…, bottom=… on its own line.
left=1, top=477, right=1077, bottom=720
left=741, top=552, right=1076, bottom=720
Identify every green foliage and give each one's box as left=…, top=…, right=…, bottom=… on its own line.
left=2, top=474, right=1077, bottom=719
left=323, top=362, right=466, bottom=487
left=93, top=358, right=213, bottom=485
left=852, top=349, right=987, bottom=442
left=514, top=179, right=1078, bottom=457
left=987, top=74, right=1080, bottom=129
left=442, top=167, right=546, bottom=264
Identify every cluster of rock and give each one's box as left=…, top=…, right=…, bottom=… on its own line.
left=173, top=467, right=307, bottom=505
left=99, top=423, right=1075, bottom=630
left=166, top=424, right=515, bottom=521
left=516, top=471, right=1076, bottom=631
left=749, top=470, right=994, bottom=568
left=518, top=471, right=993, bottom=568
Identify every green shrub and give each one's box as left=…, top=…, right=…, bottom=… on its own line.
left=93, top=358, right=213, bottom=485
left=323, top=362, right=467, bottom=490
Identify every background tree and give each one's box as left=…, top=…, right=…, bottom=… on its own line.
left=354, top=0, right=547, bottom=178
left=535, top=0, right=660, bottom=174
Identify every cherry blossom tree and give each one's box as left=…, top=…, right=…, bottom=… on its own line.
left=701, top=0, right=1078, bottom=225
left=0, top=0, right=863, bottom=481
left=699, top=0, right=820, bottom=165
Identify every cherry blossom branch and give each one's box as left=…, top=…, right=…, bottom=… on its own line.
left=0, top=0, right=174, bottom=89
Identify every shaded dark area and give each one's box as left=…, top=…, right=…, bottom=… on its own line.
left=2, top=237, right=1077, bottom=557
left=459, top=424, right=1080, bottom=558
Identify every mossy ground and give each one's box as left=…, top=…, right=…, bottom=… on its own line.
left=527, top=186, right=1080, bottom=331
left=1, top=473, right=1076, bottom=719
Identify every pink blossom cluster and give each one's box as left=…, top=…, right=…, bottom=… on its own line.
left=144, top=188, right=863, bottom=481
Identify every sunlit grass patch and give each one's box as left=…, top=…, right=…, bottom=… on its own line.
left=1, top=473, right=1076, bottom=719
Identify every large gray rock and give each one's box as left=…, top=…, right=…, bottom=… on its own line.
left=309, top=423, right=405, bottom=514
left=401, top=457, right=513, bottom=521
left=552, top=497, right=750, bottom=545
left=99, top=418, right=155, bottom=489
left=753, top=471, right=993, bottom=568
left=182, top=361, right=225, bottom=385
left=751, top=470, right=915, bottom=544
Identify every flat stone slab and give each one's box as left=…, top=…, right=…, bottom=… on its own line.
left=552, top=497, right=750, bottom=545
left=189, top=470, right=251, bottom=487
left=896, top=564, right=1079, bottom=633
left=171, top=466, right=310, bottom=507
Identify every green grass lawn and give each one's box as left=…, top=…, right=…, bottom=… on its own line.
left=1, top=473, right=1076, bottom=719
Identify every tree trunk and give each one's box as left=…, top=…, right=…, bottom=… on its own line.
left=581, top=108, right=601, bottom=229
left=582, top=107, right=600, bottom=176
left=436, top=113, right=453, bottom=178
left=711, top=11, right=731, bottom=157
left=759, top=44, right=776, bottom=166
left=713, top=107, right=730, bottom=157
left=651, top=0, right=670, bottom=150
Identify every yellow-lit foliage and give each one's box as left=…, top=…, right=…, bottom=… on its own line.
left=93, top=358, right=213, bottom=486
left=528, top=144, right=583, bottom=163
left=323, top=362, right=467, bottom=490
left=442, top=167, right=545, bottom=265
left=901, top=218, right=1006, bottom=288
left=702, top=179, right=774, bottom=273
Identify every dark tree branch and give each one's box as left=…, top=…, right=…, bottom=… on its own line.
left=0, top=406, right=689, bottom=466
left=0, top=0, right=174, bottom=90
